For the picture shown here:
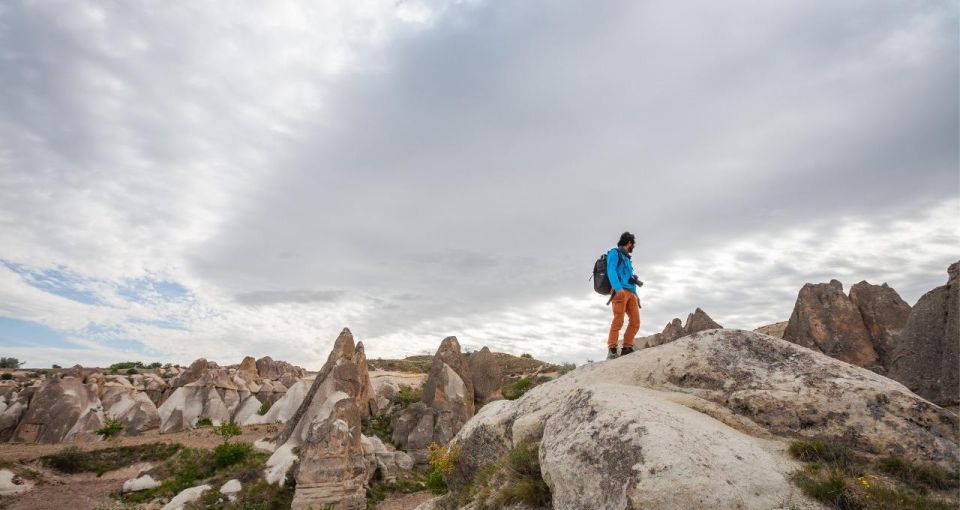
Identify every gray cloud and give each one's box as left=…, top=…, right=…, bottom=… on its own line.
left=0, top=0, right=956, bottom=366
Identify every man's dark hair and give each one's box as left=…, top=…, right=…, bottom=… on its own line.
left=617, top=232, right=635, bottom=247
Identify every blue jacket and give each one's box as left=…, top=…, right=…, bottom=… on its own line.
left=607, top=247, right=636, bottom=294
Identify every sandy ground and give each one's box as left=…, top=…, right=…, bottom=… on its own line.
left=0, top=424, right=433, bottom=510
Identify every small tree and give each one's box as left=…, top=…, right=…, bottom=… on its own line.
left=213, top=419, right=242, bottom=444
left=0, top=357, right=24, bottom=369
left=520, top=353, right=533, bottom=359
left=52, top=364, right=62, bottom=369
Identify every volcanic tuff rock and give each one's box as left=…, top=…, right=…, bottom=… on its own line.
left=783, top=280, right=878, bottom=368
left=264, top=328, right=372, bottom=509
left=100, top=384, right=161, bottom=436
left=637, top=308, right=722, bottom=348
left=256, top=356, right=306, bottom=381
left=467, top=346, right=503, bottom=405
left=849, top=281, right=911, bottom=367
left=11, top=373, right=104, bottom=443
left=237, top=356, right=259, bottom=377
left=392, top=336, right=475, bottom=461
left=448, top=329, right=958, bottom=509
left=888, top=261, right=960, bottom=406
left=354, top=342, right=378, bottom=418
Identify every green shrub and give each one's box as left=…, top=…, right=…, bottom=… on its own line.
left=109, top=361, right=144, bottom=371
left=213, top=419, right=242, bottom=443
left=0, top=373, right=12, bottom=380
left=147, top=362, right=162, bottom=369
left=878, top=456, right=960, bottom=491
left=126, top=368, right=138, bottom=375
left=42, top=446, right=86, bottom=473
left=557, top=362, right=576, bottom=375
left=257, top=401, right=272, bottom=416
left=51, top=364, right=62, bottom=369
left=503, top=377, right=534, bottom=400
left=213, top=442, right=252, bottom=469
left=394, top=385, right=423, bottom=408
left=498, top=442, right=550, bottom=506
left=520, top=353, right=533, bottom=359
left=95, top=418, right=125, bottom=439
left=195, top=417, right=214, bottom=427
left=787, top=439, right=852, bottom=470
left=425, top=467, right=448, bottom=495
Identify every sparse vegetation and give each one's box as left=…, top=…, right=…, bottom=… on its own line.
left=257, top=400, right=272, bottom=416
left=213, top=419, right=242, bottom=443
left=120, top=445, right=270, bottom=505
left=52, top=364, right=62, bottom=369
left=426, top=442, right=461, bottom=495
left=503, top=377, right=534, bottom=400
left=95, top=418, right=125, bottom=439
left=394, top=385, right=423, bottom=408
left=109, top=361, right=144, bottom=371
left=0, top=372, right=12, bottom=380
left=147, top=361, right=162, bottom=369
left=0, top=357, right=24, bottom=368
left=361, top=413, right=394, bottom=446
left=557, top=362, right=576, bottom=375
left=787, top=439, right=957, bottom=510
left=439, top=441, right=551, bottom=509
left=195, top=417, right=214, bottom=427
left=520, top=353, right=532, bottom=359
left=42, top=443, right=182, bottom=476
left=126, top=367, right=138, bottom=375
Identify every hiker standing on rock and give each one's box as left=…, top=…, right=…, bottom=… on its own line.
left=605, top=232, right=643, bottom=359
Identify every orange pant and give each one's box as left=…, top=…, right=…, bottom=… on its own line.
left=608, top=290, right=640, bottom=348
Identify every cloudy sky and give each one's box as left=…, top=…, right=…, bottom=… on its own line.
left=0, top=0, right=957, bottom=369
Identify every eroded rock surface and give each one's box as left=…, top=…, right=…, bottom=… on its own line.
left=849, top=281, right=911, bottom=367
left=783, top=280, right=878, bottom=367
left=449, top=329, right=958, bottom=509
left=467, top=346, right=503, bottom=405
left=637, top=308, right=722, bottom=349
left=888, top=261, right=960, bottom=406
left=11, top=373, right=104, bottom=443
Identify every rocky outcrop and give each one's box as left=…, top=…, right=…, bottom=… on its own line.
left=264, top=328, right=372, bottom=509
left=783, top=280, right=878, bottom=368
left=11, top=373, right=104, bottom=443
left=237, top=356, right=259, bottom=377
left=392, top=337, right=475, bottom=460
left=888, top=262, right=960, bottom=406
left=637, top=308, right=722, bottom=349
left=157, top=365, right=263, bottom=433
left=361, top=434, right=414, bottom=483
left=0, top=387, right=29, bottom=442
left=467, top=346, right=503, bottom=405
left=354, top=342, right=378, bottom=418
left=849, top=281, right=911, bottom=367
left=100, top=383, right=161, bottom=436
left=448, top=329, right=958, bottom=509
left=256, top=356, right=305, bottom=381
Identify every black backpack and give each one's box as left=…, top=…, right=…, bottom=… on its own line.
left=591, top=250, right=623, bottom=295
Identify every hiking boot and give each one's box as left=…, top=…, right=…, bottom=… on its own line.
left=606, top=347, right=618, bottom=360
left=620, top=346, right=635, bottom=356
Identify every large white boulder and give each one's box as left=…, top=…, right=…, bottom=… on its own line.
left=449, top=329, right=959, bottom=509
left=161, top=484, right=210, bottom=510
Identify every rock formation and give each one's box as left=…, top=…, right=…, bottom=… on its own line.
left=157, top=363, right=263, bottom=433
left=753, top=321, right=788, bottom=338
left=783, top=280, right=878, bottom=367
left=100, top=380, right=161, bottom=436
left=637, top=308, right=722, bottom=348
left=392, top=336, right=475, bottom=461
left=264, top=328, right=372, bottom=509
left=256, top=356, right=305, bottom=382
left=11, top=372, right=104, bottom=443
left=888, top=261, right=960, bottom=406
left=448, top=329, right=958, bottom=509
left=467, top=346, right=503, bottom=405
left=849, top=281, right=911, bottom=366
left=237, top=356, right=259, bottom=377
left=354, top=342, right=378, bottom=418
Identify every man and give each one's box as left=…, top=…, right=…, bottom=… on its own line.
left=607, top=232, right=642, bottom=359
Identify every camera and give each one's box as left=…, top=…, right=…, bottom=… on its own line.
left=629, top=275, right=643, bottom=287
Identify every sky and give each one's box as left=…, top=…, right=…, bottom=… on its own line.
left=0, top=0, right=957, bottom=369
